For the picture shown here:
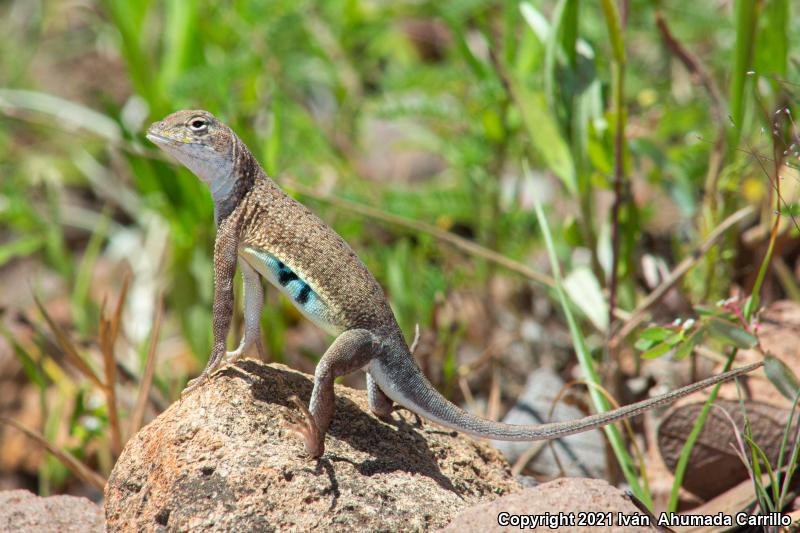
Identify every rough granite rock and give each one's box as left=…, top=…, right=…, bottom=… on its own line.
left=0, top=489, right=105, bottom=533
left=105, top=360, right=520, bottom=531
left=440, top=478, right=659, bottom=533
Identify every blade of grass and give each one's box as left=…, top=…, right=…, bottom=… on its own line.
left=528, top=161, right=650, bottom=507
left=71, top=206, right=112, bottom=334
left=0, top=236, right=43, bottom=268
left=3, top=331, right=47, bottom=389
left=543, top=0, right=569, bottom=108
left=727, top=0, right=760, bottom=154
left=435, top=6, right=489, bottom=80
left=0, top=89, right=122, bottom=141
left=33, top=295, right=103, bottom=389
left=158, top=0, right=196, bottom=92
left=667, top=338, right=756, bottom=508
left=0, top=417, right=106, bottom=491
left=99, top=0, right=163, bottom=112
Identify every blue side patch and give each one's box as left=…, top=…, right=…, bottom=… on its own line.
left=241, top=247, right=340, bottom=335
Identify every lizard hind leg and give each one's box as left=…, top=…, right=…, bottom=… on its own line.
left=367, top=372, right=394, bottom=419
left=288, top=328, right=379, bottom=458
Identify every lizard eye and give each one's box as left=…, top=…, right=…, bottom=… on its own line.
left=188, top=117, right=209, bottom=132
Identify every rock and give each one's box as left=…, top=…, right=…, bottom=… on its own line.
left=491, top=368, right=606, bottom=478
left=439, top=478, right=659, bottom=533
left=0, top=489, right=104, bottom=533
left=105, top=361, right=520, bottom=531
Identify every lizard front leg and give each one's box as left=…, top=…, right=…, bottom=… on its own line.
left=288, top=329, right=380, bottom=457
left=183, top=216, right=240, bottom=396
left=224, top=258, right=266, bottom=364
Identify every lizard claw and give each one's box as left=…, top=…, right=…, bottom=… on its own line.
left=181, top=375, right=206, bottom=399
left=286, top=396, right=323, bottom=458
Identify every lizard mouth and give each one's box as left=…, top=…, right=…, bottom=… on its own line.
left=145, top=132, right=175, bottom=145
left=146, top=132, right=206, bottom=148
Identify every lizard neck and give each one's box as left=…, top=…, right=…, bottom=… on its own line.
left=214, top=138, right=261, bottom=224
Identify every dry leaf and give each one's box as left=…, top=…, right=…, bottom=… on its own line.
left=658, top=400, right=795, bottom=500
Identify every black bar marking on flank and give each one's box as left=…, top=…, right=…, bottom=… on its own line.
left=296, top=283, right=312, bottom=305
left=278, top=269, right=299, bottom=286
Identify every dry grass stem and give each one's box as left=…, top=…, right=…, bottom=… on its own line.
left=0, top=417, right=106, bottom=491
left=130, top=294, right=163, bottom=436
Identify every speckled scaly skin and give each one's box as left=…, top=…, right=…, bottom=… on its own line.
left=146, top=110, right=762, bottom=458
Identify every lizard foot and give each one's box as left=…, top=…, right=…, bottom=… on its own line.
left=182, top=349, right=229, bottom=398
left=286, top=396, right=323, bottom=458
left=181, top=374, right=208, bottom=399
left=222, top=348, right=245, bottom=366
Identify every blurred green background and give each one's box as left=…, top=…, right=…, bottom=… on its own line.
left=0, top=0, right=797, bottom=501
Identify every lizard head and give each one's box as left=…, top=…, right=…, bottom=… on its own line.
left=146, top=110, right=238, bottom=200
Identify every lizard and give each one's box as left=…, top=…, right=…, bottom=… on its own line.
left=146, top=109, right=762, bottom=458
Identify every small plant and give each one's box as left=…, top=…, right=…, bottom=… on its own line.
left=635, top=298, right=758, bottom=362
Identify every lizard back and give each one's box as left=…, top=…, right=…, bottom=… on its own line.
left=238, top=177, right=401, bottom=338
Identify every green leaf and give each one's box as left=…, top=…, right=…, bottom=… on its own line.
left=694, top=306, right=729, bottom=318
left=673, top=339, right=694, bottom=360
left=706, top=319, right=757, bottom=349
left=665, top=332, right=684, bottom=346
left=673, top=329, right=703, bottom=360
left=763, top=355, right=800, bottom=401
left=635, top=337, right=656, bottom=351
left=564, top=266, right=608, bottom=331
left=642, top=342, right=672, bottom=360
left=508, top=83, right=576, bottom=193
left=4, top=332, right=47, bottom=389
left=639, top=326, right=673, bottom=342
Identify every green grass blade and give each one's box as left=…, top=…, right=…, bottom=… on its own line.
left=543, top=0, right=568, bottom=108
left=528, top=161, right=650, bottom=507
left=667, top=354, right=735, bottom=512
left=510, top=83, right=576, bottom=193
left=727, top=0, right=759, bottom=153
left=159, top=0, right=197, bottom=92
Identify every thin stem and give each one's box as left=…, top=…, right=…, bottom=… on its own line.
left=602, top=0, right=627, bottom=334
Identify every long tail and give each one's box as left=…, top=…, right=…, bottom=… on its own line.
left=369, top=353, right=762, bottom=441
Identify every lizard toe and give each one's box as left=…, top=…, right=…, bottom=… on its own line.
left=287, top=396, right=323, bottom=458
left=223, top=349, right=244, bottom=365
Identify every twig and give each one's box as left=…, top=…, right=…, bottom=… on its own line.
left=655, top=11, right=725, bottom=123
left=612, top=205, right=756, bottom=344
left=0, top=417, right=106, bottom=491
left=130, top=293, right=163, bottom=436
left=98, top=275, right=129, bottom=456
left=602, top=0, right=627, bottom=337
